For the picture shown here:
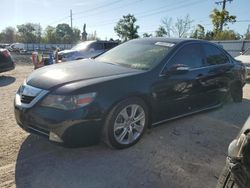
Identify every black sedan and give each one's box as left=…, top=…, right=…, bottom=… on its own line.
left=0, top=48, right=15, bottom=73
left=14, top=38, right=246, bottom=149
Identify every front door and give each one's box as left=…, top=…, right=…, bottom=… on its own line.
left=151, top=43, right=207, bottom=123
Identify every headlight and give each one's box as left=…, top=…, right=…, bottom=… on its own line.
left=40, top=92, right=97, bottom=110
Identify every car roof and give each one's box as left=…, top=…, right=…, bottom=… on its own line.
left=86, top=40, right=118, bottom=44
left=132, top=37, right=200, bottom=44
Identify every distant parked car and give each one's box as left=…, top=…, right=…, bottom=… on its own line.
left=235, top=48, right=250, bottom=79
left=7, top=43, right=25, bottom=52
left=58, top=40, right=118, bottom=62
left=0, top=49, right=15, bottom=73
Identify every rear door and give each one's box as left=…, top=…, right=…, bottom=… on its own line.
left=200, top=43, right=234, bottom=105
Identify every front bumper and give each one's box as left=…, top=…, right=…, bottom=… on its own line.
left=15, top=105, right=103, bottom=146
left=14, top=84, right=103, bottom=146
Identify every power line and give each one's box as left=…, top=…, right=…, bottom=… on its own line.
left=73, top=0, right=143, bottom=21
left=137, top=0, right=209, bottom=19
left=73, top=0, right=125, bottom=16
left=48, top=16, right=69, bottom=26
left=87, top=0, right=209, bottom=28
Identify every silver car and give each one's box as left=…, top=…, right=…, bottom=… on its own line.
left=58, top=40, right=118, bottom=62
left=235, top=48, right=250, bottom=79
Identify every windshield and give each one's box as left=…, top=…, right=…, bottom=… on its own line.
left=243, top=48, right=250, bottom=55
left=71, top=41, right=93, bottom=50
left=96, top=40, right=174, bottom=70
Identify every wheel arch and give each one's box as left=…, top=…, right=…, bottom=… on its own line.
left=104, top=94, right=153, bottom=128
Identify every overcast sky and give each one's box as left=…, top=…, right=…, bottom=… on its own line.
left=0, top=0, right=249, bottom=39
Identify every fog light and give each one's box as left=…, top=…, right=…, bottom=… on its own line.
left=49, top=132, right=63, bottom=143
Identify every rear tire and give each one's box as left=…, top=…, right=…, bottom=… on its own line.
left=102, top=98, right=148, bottom=149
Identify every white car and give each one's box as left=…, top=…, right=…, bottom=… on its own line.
left=58, top=40, right=118, bottom=62
left=235, top=48, right=250, bottom=79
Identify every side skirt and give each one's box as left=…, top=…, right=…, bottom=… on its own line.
left=152, top=102, right=222, bottom=127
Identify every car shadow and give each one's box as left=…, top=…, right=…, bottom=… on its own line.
left=0, top=75, right=16, bottom=87
left=15, top=99, right=250, bottom=188
left=15, top=134, right=174, bottom=188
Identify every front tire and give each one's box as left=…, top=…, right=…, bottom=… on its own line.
left=103, top=98, right=148, bottom=149
left=230, top=83, right=243, bottom=103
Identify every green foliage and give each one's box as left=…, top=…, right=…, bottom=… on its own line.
left=0, top=27, right=16, bottom=43
left=43, top=24, right=80, bottom=44
left=114, top=14, right=139, bottom=41
left=142, top=33, right=152, bottom=38
left=17, top=23, right=39, bottom=43
left=213, top=30, right=241, bottom=40
left=191, top=24, right=205, bottom=39
left=245, top=27, right=250, bottom=40
left=43, top=26, right=58, bottom=43
left=155, top=26, right=167, bottom=37
left=210, top=8, right=236, bottom=33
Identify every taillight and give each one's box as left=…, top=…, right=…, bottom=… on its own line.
left=2, top=50, right=10, bottom=58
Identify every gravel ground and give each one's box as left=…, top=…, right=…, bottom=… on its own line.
left=1, top=58, right=250, bottom=188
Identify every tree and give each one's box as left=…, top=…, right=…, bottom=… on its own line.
left=0, top=27, right=16, bottom=43
left=210, top=8, right=236, bottom=34
left=191, top=24, right=205, bottom=39
left=114, top=14, right=139, bottom=41
left=162, top=17, right=172, bottom=37
left=43, top=26, right=58, bottom=43
left=72, top=28, right=81, bottom=43
left=142, top=33, right=152, bottom=38
left=55, top=23, right=73, bottom=43
left=245, top=26, right=250, bottom=40
left=213, top=30, right=241, bottom=40
left=155, top=26, right=167, bottom=37
left=174, top=15, right=193, bottom=38
left=87, top=31, right=100, bottom=40
left=162, top=14, right=193, bottom=38
left=204, top=31, right=214, bottom=40
left=17, top=23, right=41, bottom=43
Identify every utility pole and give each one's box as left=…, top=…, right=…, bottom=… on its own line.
left=215, top=0, right=233, bottom=31
left=70, top=9, right=73, bottom=29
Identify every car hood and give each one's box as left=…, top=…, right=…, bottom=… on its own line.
left=26, top=59, right=142, bottom=90
left=235, top=55, right=250, bottom=64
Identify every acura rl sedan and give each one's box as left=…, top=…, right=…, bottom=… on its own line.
left=14, top=38, right=246, bottom=149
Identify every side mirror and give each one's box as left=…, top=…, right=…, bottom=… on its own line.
left=169, top=64, right=190, bottom=74
left=240, top=51, right=243, bottom=55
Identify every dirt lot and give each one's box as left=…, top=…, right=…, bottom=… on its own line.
left=1, top=58, right=250, bottom=188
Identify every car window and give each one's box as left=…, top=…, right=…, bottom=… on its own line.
left=203, top=44, right=229, bottom=65
left=168, top=43, right=205, bottom=69
left=90, top=42, right=104, bottom=50
left=104, top=42, right=117, bottom=50
left=71, top=41, right=93, bottom=50
left=96, top=40, right=174, bottom=70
